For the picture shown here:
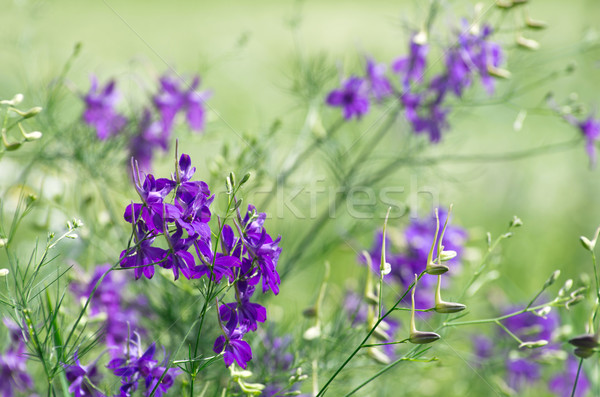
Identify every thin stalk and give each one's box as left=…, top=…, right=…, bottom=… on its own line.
left=571, top=358, right=584, bottom=397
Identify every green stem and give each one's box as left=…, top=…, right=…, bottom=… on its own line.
left=570, top=358, right=584, bottom=397
left=494, top=319, right=523, bottom=345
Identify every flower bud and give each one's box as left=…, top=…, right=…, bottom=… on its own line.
left=0, top=269, right=9, bottom=277
left=574, top=347, right=595, bottom=359
left=558, top=279, right=573, bottom=296
left=364, top=291, right=379, bottom=305
left=580, top=236, right=595, bottom=251
left=367, top=347, right=391, bottom=364
left=509, top=216, right=523, bottom=228
left=303, top=325, right=321, bottom=340
left=381, top=261, right=391, bottom=276
left=519, top=340, right=548, bottom=349
left=516, top=35, right=540, bottom=50
left=425, top=263, right=449, bottom=275
left=302, top=307, right=317, bottom=318
left=238, top=380, right=265, bottom=394
left=526, top=16, right=547, bottom=29
left=0, top=238, right=7, bottom=247
left=0, top=94, right=24, bottom=106
left=373, top=325, right=392, bottom=342
left=439, top=250, right=457, bottom=262
left=488, top=66, right=512, bottom=79
left=568, top=334, right=599, bottom=349
left=10, top=106, right=42, bottom=119
left=495, top=0, right=513, bottom=8
left=239, top=172, right=251, bottom=186
left=543, top=270, right=560, bottom=289
left=409, top=330, right=441, bottom=344
left=434, top=301, right=466, bottom=314
left=413, top=30, right=428, bottom=45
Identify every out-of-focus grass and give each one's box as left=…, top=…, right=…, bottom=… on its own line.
left=2, top=0, right=600, bottom=395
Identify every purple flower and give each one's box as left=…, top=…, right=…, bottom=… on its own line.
left=108, top=336, right=179, bottom=397
left=365, top=58, right=393, bottom=101
left=128, top=109, right=170, bottom=173
left=193, top=240, right=240, bottom=283
left=63, top=351, right=104, bottom=397
left=241, top=206, right=282, bottom=295
left=120, top=225, right=167, bottom=280
left=548, top=357, right=590, bottom=397
left=326, top=76, right=370, bottom=120
left=443, top=24, right=503, bottom=97
left=153, top=75, right=211, bottom=134
left=472, top=335, right=493, bottom=362
left=82, top=75, right=127, bottom=140
left=219, top=286, right=267, bottom=333
left=0, top=344, right=33, bottom=397
left=507, top=358, right=540, bottom=392
left=578, top=115, right=600, bottom=167
left=392, top=35, right=429, bottom=89
left=162, top=226, right=197, bottom=281
left=213, top=327, right=253, bottom=369
left=501, top=308, right=559, bottom=343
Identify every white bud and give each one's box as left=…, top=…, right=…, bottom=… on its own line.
left=0, top=268, right=9, bottom=277
left=367, top=347, right=391, bottom=365
left=0, top=238, right=7, bottom=247
left=580, top=236, right=595, bottom=251
left=513, top=110, right=527, bottom=132
left=516, top=35, right=540, bottom=50
left=440, top=250, right=457, bottom=262
left=303, top=325, right=321, bottom=340
left=519, top=340, right=548, bottom=349
left=23, top=131, right=42, bottom=141
left=381, top=261, right=391, bottom=276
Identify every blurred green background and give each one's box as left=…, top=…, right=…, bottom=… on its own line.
left=2, top=0, right=600, bottom=395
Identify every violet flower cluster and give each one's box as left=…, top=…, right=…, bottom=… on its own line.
left=71, top=264, right=145, bottom=349
left=326, top=23, right=504, bottom=142
left=256, top=331, right=307, bottom=396
left=361, top=208, right=468, bottom=309
left=565, top=112, right=600, bottom=168
left=82, top=73, right=210, bottom=172
left=473, top=309, right=590, bottom=396
left=107, top=334, right=179, bottom=397
left=119, top=153, right=281, bottom=370
left=0, top=318, right=33, bottom=397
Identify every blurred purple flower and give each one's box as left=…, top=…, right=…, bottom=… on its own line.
left=501, top=308, right=559, bottom=343
left=392, top=35, right=429, bottom=89
left=326, top=76, right=370, bottom=120
left=578, top=115, right=600, bottom=168
left=365, top=58, right=393, bottom=101
left=507, top=358, right=540, bottom=392
left=0, top=343, right=33, bottom=397
left=153, top=75, right=211, bottom=134
left=63, top=351, right=104, bottom=397
left=548, top=357, right=590, bottom=397
left=82, top=75, right=127, bottom=140
left=472, top=335, right=494, bottom=363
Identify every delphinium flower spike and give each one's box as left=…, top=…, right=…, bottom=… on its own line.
left=408, top=274, right=440, bottom=344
